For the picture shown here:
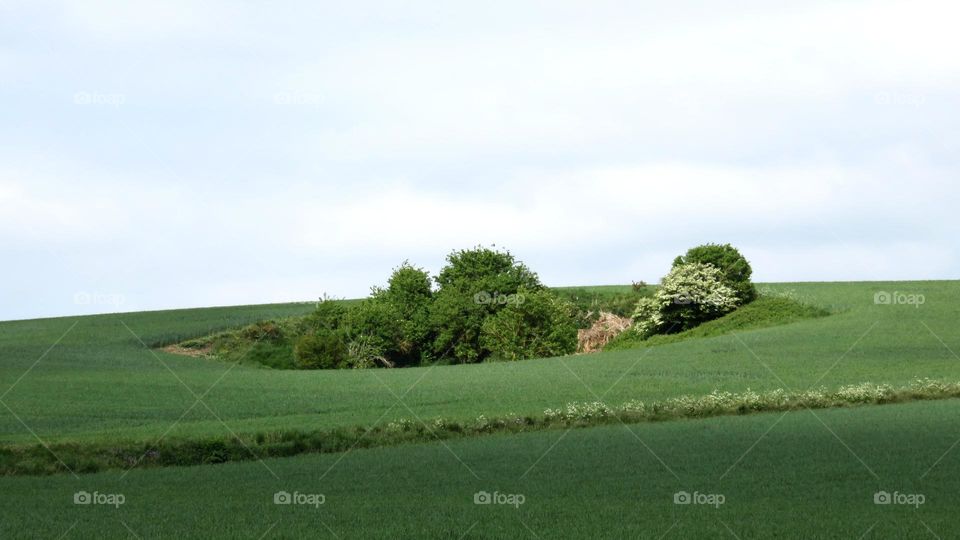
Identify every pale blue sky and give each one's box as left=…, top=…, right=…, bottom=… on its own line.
left=1, top=0, right=958, bottom=320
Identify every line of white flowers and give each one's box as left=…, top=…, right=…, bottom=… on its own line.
left=382, top=379, right=960, bottom=432
left=544, top=379, right=960, bottom=422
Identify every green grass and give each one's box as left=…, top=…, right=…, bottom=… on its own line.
left=1, top=281, right=957, bottom=447
left=606, top=294, right=831, bottom=349
left=4, top=378, right=957, bottom=475
left=2, top=400, right=959, bottom=538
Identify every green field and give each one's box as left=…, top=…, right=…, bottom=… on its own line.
left=1, top=280, right=959, bottom=537
left=0, top=281, right=955, bottom=445
left=2, top=401, right=959, bottom=538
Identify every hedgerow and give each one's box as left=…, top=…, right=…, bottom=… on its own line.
left=4, top=379, right=957, bottom=476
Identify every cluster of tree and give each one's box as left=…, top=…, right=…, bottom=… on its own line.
left=294, top=247, right=578, bottom=369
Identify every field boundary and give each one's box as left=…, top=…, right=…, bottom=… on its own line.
left=2, top=379, right=959, bottom=476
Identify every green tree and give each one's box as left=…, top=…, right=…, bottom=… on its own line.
left=645, top=262, right=741, bottom=333
left=347, top=262, right=434, bottom=366
left=480, top=288, right=578, bottom=361
left=672, top=243, right=756, bottom=302
left=430, top=246, right=543, bottom=363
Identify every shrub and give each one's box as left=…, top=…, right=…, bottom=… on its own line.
left=430, top=246, right=543, bottom=363
left=294, top=330, right=348, bottom=369
left=248, top=340, right=296, bottom=369
left=299, top=299, right=347, bottom=334
left=240, top=321, right=283, bottom=342
left=672, top=243, right=755, bottom=302
left=347, top=262, right=433, bottom=366
left=630, top=296, right=662, bottom=338
left=637, top=263, right=740, bottom=334
left=480, top=288, right=578, bottom=361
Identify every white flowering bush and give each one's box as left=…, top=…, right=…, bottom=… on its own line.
left=630, top=297, right=663, bottom=338
left=632, top=263, right=741, bottom=335
left=834, top=383, right=895, bottom=403
left=909, top=378, right=955, bottom=394
left=386, top=418, right=415, bottom=432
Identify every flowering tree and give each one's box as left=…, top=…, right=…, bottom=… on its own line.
left=633, top=263, right=741, bottom=335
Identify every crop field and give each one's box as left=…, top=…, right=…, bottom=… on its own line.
left=1, top=280, right=959, bottom=538
left=0, top=281, right=956, bottom=444
left=2, top=401, right=960, bottom=538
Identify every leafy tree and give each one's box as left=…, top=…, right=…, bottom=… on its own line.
left=673, top=243, right=756, bottom=302
left=430, top=246, right=543, bottom=363
left=479, top=288, right=578, bottom=361
left=298, top=299, right=347, bottom=334
left=347, top=262, right=434, bottom=366
left=635, top=262, right=741, bottom=333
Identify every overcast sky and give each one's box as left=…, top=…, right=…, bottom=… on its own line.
left=1, top=0, right=958, bottom=321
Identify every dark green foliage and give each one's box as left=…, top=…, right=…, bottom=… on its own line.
left=347, top=262, right=434, bottom=366
left=673, top=243, right=756, bottom=302
left=430, top=246, right=544, bottom=363
left=175, top=249, right=577, bottom=369
left=298, top=299, right=347, bottom=333
left=480, top=288, right=578, bottom=361
left=293, top=330, right=348, bottom=369
left=246, top=340, right=296, bottom=369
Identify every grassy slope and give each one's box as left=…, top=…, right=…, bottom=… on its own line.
left=2, top=400, right=959, bottom=539
left=1, top=281, right=958, bottom=444
left=606, top=294, right=830, bottom=349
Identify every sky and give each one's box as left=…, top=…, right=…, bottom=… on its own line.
left=1, top=0, right=958, bottom=321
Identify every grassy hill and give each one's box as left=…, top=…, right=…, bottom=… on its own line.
left=0, top=281, right=956, bottom=446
